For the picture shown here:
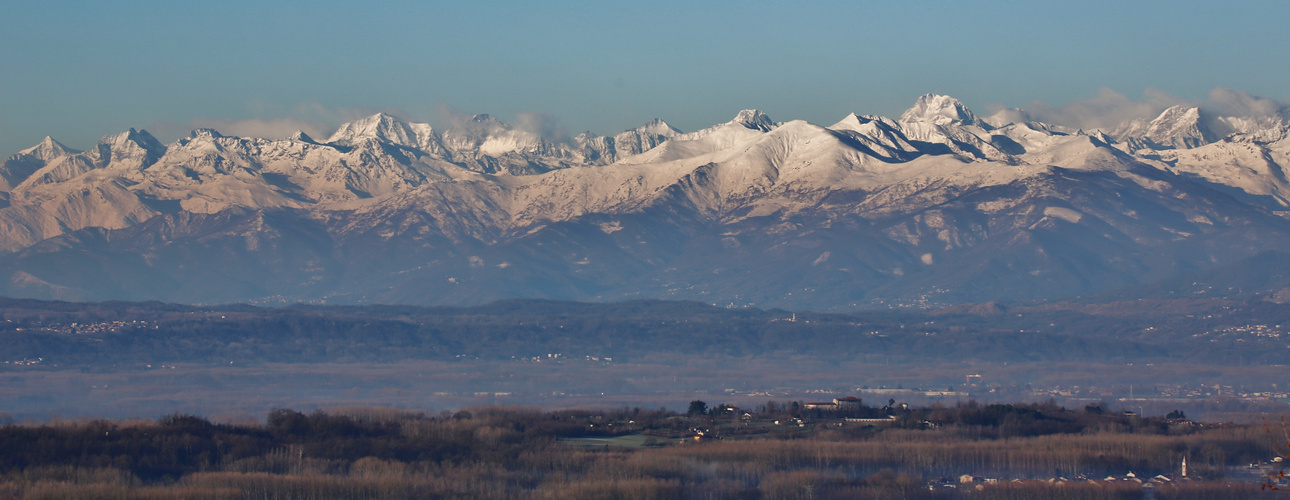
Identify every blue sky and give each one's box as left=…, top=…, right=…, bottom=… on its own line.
left=3, top=0, right=1289, bottom=154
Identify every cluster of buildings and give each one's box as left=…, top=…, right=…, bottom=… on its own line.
left=1, top=357, right=42, bottom=366
left=918, top=456, right=1290, bottom=492
left=514, top=353, right=613, bottom=363
left=929, top=471, right=1187, bottom=493
left=10, top=320, right=153, bottom=335
left=926, top=456, right=1289, bottom=493
left=802, top=396, right=864, bottom=411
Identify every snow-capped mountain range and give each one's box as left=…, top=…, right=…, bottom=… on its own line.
left=3, top=94, right=1290, bottom=309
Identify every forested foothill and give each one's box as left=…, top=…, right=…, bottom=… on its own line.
left=0, top=401, right=1285, bottom=499
left=3, top=296, right=1289, bottom=422
left=0, top=296, right=1288, bottom=367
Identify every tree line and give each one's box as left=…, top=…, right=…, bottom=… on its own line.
left=0, top=401, right=1280, bottom=499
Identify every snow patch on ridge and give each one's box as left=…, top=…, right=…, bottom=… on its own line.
left=4, top=89, right=1290, bottom=260
left=1043, top=206, right=1083, bottom=223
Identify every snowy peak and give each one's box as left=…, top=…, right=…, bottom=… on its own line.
left=326, top=113, right=422, bottom=147
left=442, top=115, right=539, bottom=150
left=827, top=113, right=921, bottom=161
left=287, top=130, right=316, bottom=143
left=576, top=118, right=682, bottom=163
left=633, top=118, right=681, bottom=136
left=447, top=114, right=517, bottom=142
left=899, top=94, right=987, bottom=129
left=830, top=113, right=898, bottom=131
left=17, top=136, right=78, bottom=161
left=1144, top=105, right=1216, bottom=149
left=187, top=128, right=224, bottom=139
left=94, top=128, right=166, bottom=166
left=983, top=108, right=1037, bottom=129
left=1213, top=114, right=1289, bottom=143
left=732, top=109, right=774, bottom=131
left=443, top=114, right=513, bottom=140
left=894, top=95, right=1016, bottom=161
left=622, top=111, right=774, bottom=164
left=11, top=90, right=1290, bottom=309
left=319, top=111, right=576, bottom=174
left=100, top=128, right=165, bottom=151
left=1, top=137, right=81, bottom=191
left=1112, top=105, right=1225, bottom=150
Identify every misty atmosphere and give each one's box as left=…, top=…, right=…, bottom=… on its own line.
left=0, top=294, right=1287, bottom=421
left=2, top=292, right=1289, bottom=497
left=5, top=1, right=1290, bottom=498
left=7, top=86, right=1290, bottom=499
left=8, top=88, right=1290, bottom=499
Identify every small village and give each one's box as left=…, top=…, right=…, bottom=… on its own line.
left=661, top=394, right=1290, bottom=495
left=912, top=456, right=1290, bottom=496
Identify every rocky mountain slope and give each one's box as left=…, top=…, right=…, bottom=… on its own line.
left=2, top=94, right=1290, bottom=309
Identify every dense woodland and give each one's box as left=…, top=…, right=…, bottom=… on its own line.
left=1, top=297, right=1289, bottom=367
left=0, top=401, right=1284, bottom=499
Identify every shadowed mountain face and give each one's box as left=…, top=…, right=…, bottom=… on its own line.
left=3, top=96, right=1290, bottom=309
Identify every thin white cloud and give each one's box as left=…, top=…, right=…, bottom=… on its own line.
left=434, top=103, right=480, bottom=130
left=990, top=87, right=1289, bottom=132
left=1201, top=88, right=1284, bottom=118
left=514, top=111, right=571, bottom=144
left=147, top=102, right=425, bottom=143
left=1006, top=88, right=1188, bottom=131
left=189, top=117, right=333, bottom=141
left=434, top=103, right=573, bottom=143
left=155, top=101, right=576, bottom=146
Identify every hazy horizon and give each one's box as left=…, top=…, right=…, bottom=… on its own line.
left=4, top=1, right=1290, bottom=155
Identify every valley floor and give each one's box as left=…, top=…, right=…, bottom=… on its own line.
left=2, top=358, right=1286, bottom=423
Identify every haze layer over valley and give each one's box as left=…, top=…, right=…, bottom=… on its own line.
left=5, top=94, right=1290, bottom=309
